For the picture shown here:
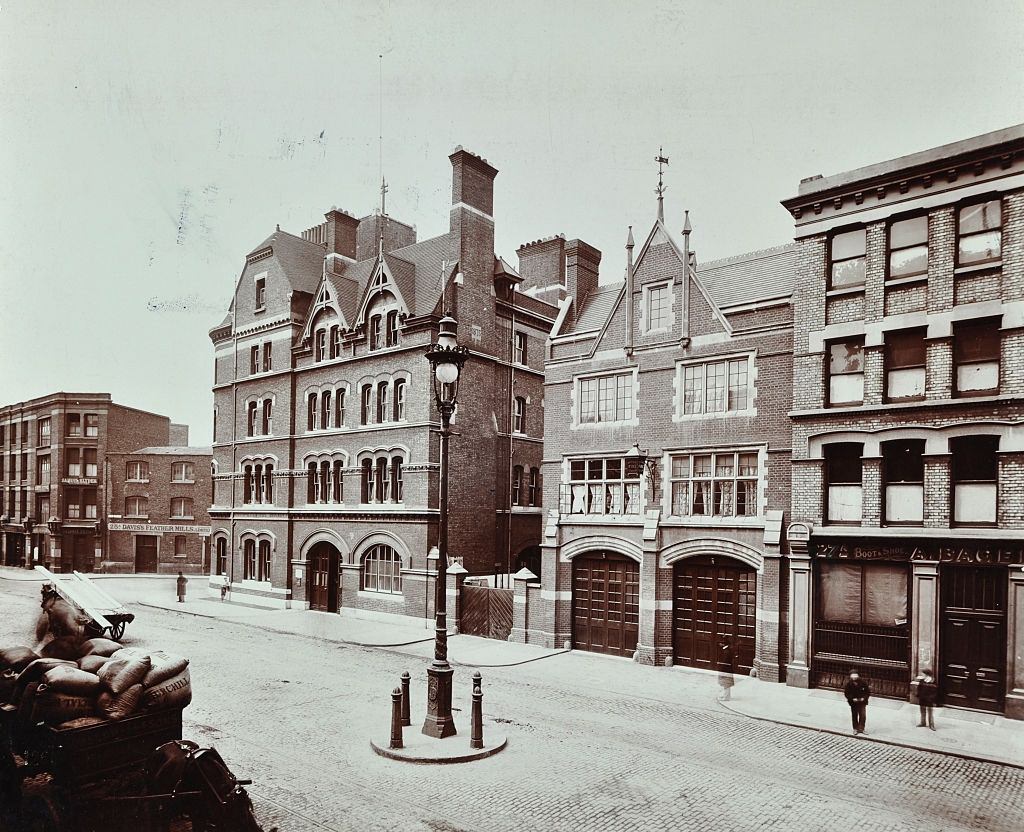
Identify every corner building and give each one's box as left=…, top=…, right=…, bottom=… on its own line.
left=209, top=148, right=560, bottom=616
left=514, top=209, right=795, bottom=682
left=784, top=124, right=1024, bottom=719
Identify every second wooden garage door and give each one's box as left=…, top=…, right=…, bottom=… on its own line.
left=572, top=553, right=639, bottom=657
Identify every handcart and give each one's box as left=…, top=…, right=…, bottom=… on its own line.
left=34, top=567, right=136, bottom=641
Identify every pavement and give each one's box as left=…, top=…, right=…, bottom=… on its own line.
left=5, top=566, right=1023, bottom=769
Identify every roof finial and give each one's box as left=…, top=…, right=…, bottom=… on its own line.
left=655, top=147, right=669, bottom=223
left=683, top=209, right=691, bottom=236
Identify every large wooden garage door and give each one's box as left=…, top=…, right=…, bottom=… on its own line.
left=673, top=557, right=755, bottom=673
left=573, top=553, right=639, bottom=657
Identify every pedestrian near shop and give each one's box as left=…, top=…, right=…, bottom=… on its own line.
left=844, top=669, right=870, bottom=735
left=917, top=669, right=938, bottom=731
left=176, top=571, right=187, bottom=603
left=716, top=640, right=735, bottom=701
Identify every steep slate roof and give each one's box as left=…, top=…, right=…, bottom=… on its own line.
left=247, top=230, right=325, bottom=295
left=386, top=231, right=458, bottom=317
left=572, top=285, right=622, bottom=333
left=698, top=244, right=795, bottom=309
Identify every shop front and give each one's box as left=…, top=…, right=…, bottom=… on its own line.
left=789, top=532, right=1024, bottom=717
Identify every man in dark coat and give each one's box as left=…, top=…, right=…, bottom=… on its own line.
left=917, top=669, right=938, bottom=730
left=843, top=669, right=870, bottom=734
left=176, top=571, right=188, bottom=603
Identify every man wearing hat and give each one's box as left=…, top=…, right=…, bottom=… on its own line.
left=843, top=668, right=871, bottom=735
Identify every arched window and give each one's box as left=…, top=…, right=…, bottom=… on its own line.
left=361, top=459, right=374, bottom=503
left=247, top=401, right=258, bottom=437
left=319, top=461, right=330, bottom=504
left=262, top=400, right=273, bottom=435
left=386, top=310, right=399, bottom=347
left=391, top=456, right=403, bottom=503
left=361, top=544, right=402, bottom=594
left=529, top=467, right=541, bottom=507
left=321, top=391, right=332, bottom=430
left=307, top=392, right=317, bottom=431
left=512, top=465, right=523, bottom=505
left=361, top=385, right=372, bottom=425
left=376, top=458, right=388, bottom=502
left=258, top=540, right=271, bottom=581
left=335, top=389, right=346, bottom=427
left=243, top=539, right=257, bottom=580
left=377, top=381, right=390, bottom=423
left=215, top=537, right=227, bottom=576
left=394, top=379, right=406, bottom=421
left=332, top=460, right=344, bottom=503
left=253, top=464, right=263, bottom=505
left=513, top=397, right=526, bottom=434
left=307, top=462, right=317, bottom=504
left=243, top=465, right=253, bottom=503
left=264, top=464, right=274, bottom=503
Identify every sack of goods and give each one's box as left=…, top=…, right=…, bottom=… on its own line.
left=0, top=640, right=192, bottom=727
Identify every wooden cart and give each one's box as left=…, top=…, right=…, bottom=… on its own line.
left=34, top=567, right=135, bottom=641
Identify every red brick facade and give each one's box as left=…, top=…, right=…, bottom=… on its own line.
left=209, top=148, right=560, bottom=617
left=783, top=124, right=1024, bottom=719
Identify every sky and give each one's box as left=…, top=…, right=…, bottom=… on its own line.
left=2, top=0, right=1023, bottom=445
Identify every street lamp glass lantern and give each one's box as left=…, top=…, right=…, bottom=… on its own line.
left=425, top=315, right=469, bottom=406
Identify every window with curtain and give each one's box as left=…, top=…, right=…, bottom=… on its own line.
left=818, top=561, right=908, bottom=626
left=669, top=451, right=759, bottom=518
left=565, top=457, right=640, bottom=516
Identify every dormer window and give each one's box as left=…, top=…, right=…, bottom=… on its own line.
left=369, top=315, right=383, bottom=351
left=315, top=330, right=327, bottom=362
left=255, top=276, right=266, bottom=310
left=329, top=325, right=341, bottom=359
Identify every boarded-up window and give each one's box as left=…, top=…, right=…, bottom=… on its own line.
left=819, top=562, right=908, bottom=626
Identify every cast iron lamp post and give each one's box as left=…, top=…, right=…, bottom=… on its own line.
left=422, top=314, right=469, bottom=738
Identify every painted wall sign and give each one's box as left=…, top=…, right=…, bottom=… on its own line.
left=813, top=539, right=1024, bottom=565
left=108, top=523, right=212, bottom=535
left=61, top=477, right=97, bottom=486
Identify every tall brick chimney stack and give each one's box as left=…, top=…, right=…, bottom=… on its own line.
left=448, top=147, right=498, bottom=335
left=565, top=240, right=601, bottom=313
left=324, top=209, right=359, bottom=261
left=450, top=146, right=498, bottom=222
left=517, top=235, right=566, bottom=299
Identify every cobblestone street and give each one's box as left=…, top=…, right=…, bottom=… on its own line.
left=3, top=580, right=1022, bottom=832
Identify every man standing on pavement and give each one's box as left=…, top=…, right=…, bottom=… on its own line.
left=844, top=669, right=870, bottom=735
left=916, top=669, right=938, bottom=731
left=176, top=571, right=188, bottom=603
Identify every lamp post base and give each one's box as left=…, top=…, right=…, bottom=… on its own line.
left=422, top=663, right=457, bottom=739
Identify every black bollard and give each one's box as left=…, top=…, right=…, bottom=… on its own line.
left=400, top=671, right=411, bottom=727
left=470, top=671, right=484, bottom=749
left=390, top=686, right=404, bottom=749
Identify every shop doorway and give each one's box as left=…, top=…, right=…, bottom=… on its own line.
left=134, top=535, right=158, bottom=573
left=309, top=543, right=340, bottom=613
left=940, top=566, right=1006, bottom=712
left=572, top=552, right=639, bottom=657
left=673, top=557, right=756, bottom=674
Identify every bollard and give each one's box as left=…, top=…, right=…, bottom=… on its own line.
left=390, top=686, right=404, bottom=749
left=400, top=671, right=411, bottom=727
left=470, top=671, right=484, bottom=749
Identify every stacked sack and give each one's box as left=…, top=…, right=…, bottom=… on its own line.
left=0, top=639, right=191, bottom=729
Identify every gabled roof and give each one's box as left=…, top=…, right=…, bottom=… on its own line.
left=386, top=231, right=458, bottom=318
left=246, top=230, right=325, bottom=295
left=572, top=285, right=622, bottom=333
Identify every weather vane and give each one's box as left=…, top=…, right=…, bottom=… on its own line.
left=655, top=147, right=669, bottom=222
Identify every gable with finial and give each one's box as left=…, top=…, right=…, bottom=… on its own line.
left=353, top=253, right=411, bottom=328
left=300, top=277, right=349, bottom=342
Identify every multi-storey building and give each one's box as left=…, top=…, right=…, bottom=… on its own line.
left=105, top=446, right=213, bottom=574
left=783, top=124, right=1024, bottom=720
left=209, top=147, right=561, bottom=614
left=0, top=393, right=186, bottom=572
left=514, top=204, right=795, bottom=682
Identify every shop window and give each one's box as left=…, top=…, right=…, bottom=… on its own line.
left=882, top=439, right=924, bottom=525
left=824, top=443, right=863, bottom=524
left=957, top=198, right=1001, bottom=266
left=951, top=435, right=998, bottom=525
left=514, top=331, right=527, bottom=365
left=258, top=540, right=271, bottom=581
left=513, top=397, right=526, bottom=434
left=827, top=338, right=864, bottom=406
left=393, top=380, right=405, bottom=422
left=818, top=562, right=908, bottom=626
left=829, top=227, right=866, bottom=289
left=511, top=465, right=523, bottom=506
left=361, top=544, right=402, bottom=594
left=884, top=328, right=926, bottom=402
left=669, top=450, right=760, bottom=518
left=563, top=457, right=641, bottom=516
left=953, top=317, right=1000, bottom=396
left=577, top=373, right=634, bottom=424
left=243, top=539, right=257, bottom=580
left=215, top=537, right=227, bottom=575
left=888, top=215, right=928, bottom=280
left=172, top=461, right=195, bottom=482
left=528, top=467, right=540, bottom=507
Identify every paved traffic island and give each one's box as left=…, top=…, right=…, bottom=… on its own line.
left=371, top=726, right=508, bottom=764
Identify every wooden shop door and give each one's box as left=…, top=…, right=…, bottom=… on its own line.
left=940, top=566, right=1006, bottom=712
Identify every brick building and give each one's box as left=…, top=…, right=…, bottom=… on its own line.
left=105, top=446, right=213, bottom=574
left=783, top=124, right=1024, bottom=720
left=512, top=204, right=795, bottom=682
left=0, top=392, right=190, bottom=572
left=209, top=147, right=562, bottom=614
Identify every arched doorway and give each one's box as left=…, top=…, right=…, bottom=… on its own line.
left=572, top=551, right=639, bottom=657
left=673, top=556, right=756, bottom=673
left=309, top=542, right=340, bottom=613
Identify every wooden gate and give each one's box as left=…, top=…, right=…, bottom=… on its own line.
left=460, top=583, right=513, bottom=641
